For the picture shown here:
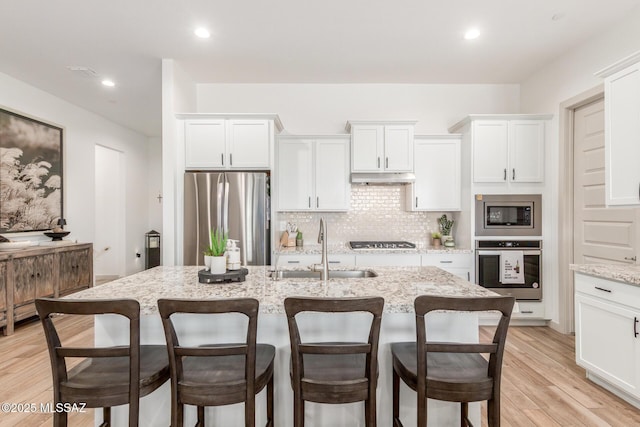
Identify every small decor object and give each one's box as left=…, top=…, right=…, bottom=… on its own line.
left=286, top=222, right=297, bottom=247
left=43, top=218, right=70, bottom=241
left=198, top=268, right=249, bottom=284
left=438, top=214, right=455, bottom=248
left=226, top=239, right=241, bottom=270
left=296, top=231, right=303, bottom=247
left=0, top=108, right=63, bottom=233
left=431, top=232, right=442, bottom=248
left=203, top=228, right=228, bottom=274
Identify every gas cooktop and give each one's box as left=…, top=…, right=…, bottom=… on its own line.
left=348, top=241, right=417, bottom=250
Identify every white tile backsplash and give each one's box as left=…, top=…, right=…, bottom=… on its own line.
left=279, top=186, right=451, bottom=247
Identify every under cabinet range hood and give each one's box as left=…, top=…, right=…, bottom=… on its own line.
left=350, top=172, right=416, bottom=185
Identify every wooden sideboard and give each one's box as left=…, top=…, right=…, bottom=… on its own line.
left=0, top=243, right=93, bottom=335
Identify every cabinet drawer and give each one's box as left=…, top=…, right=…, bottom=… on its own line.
left=575, top=273, right=640, bottom=309
left=421, top=254, right=472, bottom=269
left=514, top=301, right=545, bottom=318
left=277, top=254, right=356, bottom=268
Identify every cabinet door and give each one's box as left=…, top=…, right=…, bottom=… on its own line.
left=473, top=121, right=508, bottom=183
left=227, top=120, right=270, bottom=168
left=605, top=63, right=640, bottom=205
left=575, top=293, right=640, bottom=396
left=13, top=257, right=37, bottom=306
left=38, top=254, right=56, bottom=297
left=412, top=139, right=461, bottom=211
left=60, top=249, right=91, bottom=294
left=185, top=120, right=227, bottom=169
left=509, top=120, right=544, bottom=183
left=384, top=125, right=414, bottom=172
left=351, top=125, right=383, bottom=172
left=277, top=139, right=314, bottom=211
left=315, top=139, right=350, bottom=211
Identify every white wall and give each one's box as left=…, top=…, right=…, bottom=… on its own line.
left=147, top=136, right=163, bottom=233
left=520, top=6, right=640, bottom=326
left=0, top=71, right=152, bottom=276
left=196, top=84, right=520, bottom=134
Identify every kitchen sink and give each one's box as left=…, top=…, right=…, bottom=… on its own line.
left=269, top=269, right=378, bottom=279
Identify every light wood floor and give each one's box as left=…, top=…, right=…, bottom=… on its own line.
left=1, top=318, right=640, bottom=426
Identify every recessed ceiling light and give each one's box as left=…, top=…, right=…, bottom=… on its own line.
left=464, top=28, right=480, bottom=40
left=101, top=79, right=115, bottom=87
left=194, top=27, right=210, bottom=39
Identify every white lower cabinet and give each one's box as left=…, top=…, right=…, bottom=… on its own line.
left=354, top=254, right=421, bottom=267
left=575, top=273, right=640, bottom=402
left=421, top=253, right=472, bottom=281
left=276, top=254, right=356, bottom=268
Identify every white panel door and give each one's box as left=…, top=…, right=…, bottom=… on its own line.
left=384, top=125, right=414, bottom=172
left=185, top=120, right=226, bottom=168
left=509, top=120, right=545, bottom=182
left=227, top=120, right=270, bottom=168
left=472, top=121, right=508, bottom=183
left=351, top=125, right=383, bottom=171
left=606, top=63, right=640, bottom=205
left=315, top=139, right=350, bottom=211
left=277, top=139, right=314, bottom=211
left=412, top=139, right=460, bottom=211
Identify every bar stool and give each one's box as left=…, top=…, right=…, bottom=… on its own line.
left=35, top=298, right=170, bottom=427
left=391, top=295, right=515, bottom=427
left=284, top=296, right=384, bottom=427
left=157, top=298, right=275, bottom=427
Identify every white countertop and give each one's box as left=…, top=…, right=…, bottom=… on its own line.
left=67, top=265, right=495, bottom=315
left=570, top=263, right=640, bottom=286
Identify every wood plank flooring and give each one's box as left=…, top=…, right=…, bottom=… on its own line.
left=1, top=318, right=639, bottom=426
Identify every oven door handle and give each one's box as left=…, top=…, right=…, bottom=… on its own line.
left=477, top=250, right=541, bottom=256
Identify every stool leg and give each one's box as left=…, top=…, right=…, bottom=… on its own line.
left=392, top=368, right=400, bottom=425
left=461, top=402, right=468, bottom=427
left=103, top=407, right=111, bottom=427
left=53, top=410, right=68, bottom=427
left=197, top=406, right=205, bottom=427
left=266, top=374, right=274, bottom=427
left=293, top=396, right=304, bottom=427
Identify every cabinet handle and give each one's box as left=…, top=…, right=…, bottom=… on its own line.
left=625, top=256, right=637, bottom=261
left=415, top=197, right=418, bottom=208
left=467, top=272, right=470, bottom=281
left=221, top=153, right=224, bottom=165
left=329, top=261, right=340, bottom=264
left=230, top=153, right=233, bottom=166
left=308, top=197, right=311, bottom=208
left=521, top=310, right=534, bottom=314
left=377, top=157, right=380, bottom=168
left=31, top=273, right=35, bottom=278
left=317, top=196, right=319, bottom=208
left=595, top=286, right=612, bottom=293
left=386, top=157, right=389, bottom=168
left=37, top=272, right=41, bottom=278
left=512, top=168, right=515, bottom=180
left=503, top=169, right=507, bottom=181
left=635, top=317, right=639, bottom=338
left=439, top=260, right=453, bottom=264
left=287, top=261, right=300, bottom=264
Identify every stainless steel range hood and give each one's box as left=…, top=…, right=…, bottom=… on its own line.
left=350, top=172, right=416, bottom=185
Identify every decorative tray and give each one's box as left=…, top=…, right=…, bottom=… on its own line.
left=198, top=268, right=249, bottom=284
left=44, top=231, right=71, bottom=241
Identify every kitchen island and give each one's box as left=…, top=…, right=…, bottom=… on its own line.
left=68, top=265, right=497, bottom=426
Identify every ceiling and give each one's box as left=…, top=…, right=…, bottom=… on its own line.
left=1, top=0, right=639, bottom=137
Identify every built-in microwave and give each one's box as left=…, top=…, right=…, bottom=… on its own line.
left=475, top=194, right=542, bottom=236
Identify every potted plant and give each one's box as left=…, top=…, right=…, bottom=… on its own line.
left=431, top=232, right=442, bottom=248
left=438, top=214, right=455, bottom=247
left=204, top=228, right=228, bottom=274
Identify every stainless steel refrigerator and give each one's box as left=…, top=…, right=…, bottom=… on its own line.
left=183, top=172, right=270, bottom=266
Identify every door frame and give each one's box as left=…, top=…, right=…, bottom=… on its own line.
left=557, top=84, right=604, bottom=334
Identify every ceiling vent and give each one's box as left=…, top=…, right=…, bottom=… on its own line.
left=66, top=66, right=98, bottom=78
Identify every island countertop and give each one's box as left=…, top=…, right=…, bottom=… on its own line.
left=67, top=266, right=496, bottom=315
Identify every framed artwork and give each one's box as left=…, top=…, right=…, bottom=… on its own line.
left=0, top=107, right=63, bottom=233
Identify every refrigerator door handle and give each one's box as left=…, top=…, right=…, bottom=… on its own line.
left=215, top=173, right=225, bottom=235
left=223, top=173, right=230, bottom=233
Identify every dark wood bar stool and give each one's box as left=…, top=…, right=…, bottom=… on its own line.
left=157, top=298, right=275, bottom=427
left=35, top=298, right=170, bottom=427
left=391, top=295, right=515, bottom=427
left=284, top=296, right=384, bottom=427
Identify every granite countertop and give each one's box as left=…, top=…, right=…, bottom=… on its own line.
left=276, top=244, right=472, bottom=256
left=570, top=264, right=640, bottom=286
left=67, top=266, right=496, bottom=315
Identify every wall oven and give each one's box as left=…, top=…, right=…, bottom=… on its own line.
left=475, top=240, right=542, bottom=300
left=475, top=194, right=542, bottom=236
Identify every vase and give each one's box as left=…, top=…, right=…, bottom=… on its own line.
left=210, top=255, right=227, bottom=274
left=204, top=255, right=213, bottom=271
left=432, top=238, right=441, bottom=248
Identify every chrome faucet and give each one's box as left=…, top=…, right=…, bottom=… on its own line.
left=311, top=217, right=329, bottom=281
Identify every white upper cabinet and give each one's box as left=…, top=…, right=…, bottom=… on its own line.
left=181, top=114, right=282, bottom=170
left=408, top=136, right=461, bottom=211
left=276, top=136, right=350, bottom=212
left=596, top=52, right=640, bottom=206
left=347, top=121, right=416, bottom=172
left=450, top=115, right=550, bottom=185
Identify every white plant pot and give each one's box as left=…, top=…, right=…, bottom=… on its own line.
left=204, top=255, right=213, bottom=271
left=210, top=256, right=227, bottom=274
